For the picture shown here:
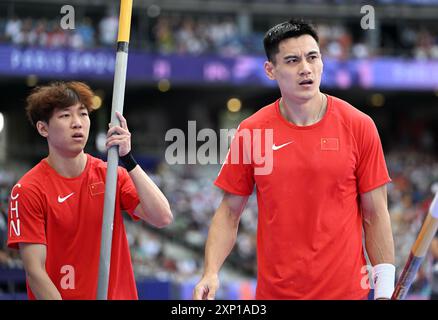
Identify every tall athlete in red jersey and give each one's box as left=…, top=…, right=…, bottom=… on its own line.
left=7, top=81, right=173, bottom=299
left=194, top=19, right=395, bottom=300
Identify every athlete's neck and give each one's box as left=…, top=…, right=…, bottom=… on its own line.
left=46, top=152, right=88, bottom=178
left=280, top=92, right=327, bottom=126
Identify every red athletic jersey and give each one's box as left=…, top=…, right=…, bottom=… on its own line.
left=7, top=154, right=140, bottom=300
left=215, top=95, right=391, bottom=299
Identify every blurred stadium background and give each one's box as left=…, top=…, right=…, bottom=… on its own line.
left=0, top=0, right=437, bottom=300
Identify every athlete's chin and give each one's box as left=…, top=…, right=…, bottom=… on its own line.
left=68, top=145, right=86, bottom=156
left=295, top=90, right=318, bottom=101
left=72, top=137, right=88, bottom=148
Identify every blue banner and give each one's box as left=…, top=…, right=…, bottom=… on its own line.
left=1, top=45, right=437, bottom=90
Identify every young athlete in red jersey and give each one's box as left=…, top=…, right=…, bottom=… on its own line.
left=194, top=19, right=395, bottom=300
left=7, top=81, right=173, bottom=299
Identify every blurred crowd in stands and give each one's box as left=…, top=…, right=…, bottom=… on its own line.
left=386, top=151, right=438, bottom=298
left=1, top=149, right=437, bottom=298
left=1, top=11, right=438, bottom=59
left=1, top=1, right=438, bottom=299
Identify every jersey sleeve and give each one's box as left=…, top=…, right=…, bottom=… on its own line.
left=118, top=167, right=141, bottom=220
left=7, top=183, right=47, bottom=250
left=355, top=115, right=391, bottom=194
left=214, top=123, right=255, bottom=196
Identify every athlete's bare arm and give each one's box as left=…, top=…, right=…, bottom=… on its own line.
left=19, top=243, right=62, bottom=300
left=361, top=184, right=395, bottom=266
left=106, top=111, right=172, bottom=228
left=129, top=166, right=172, bottom=228
left=193, top=192, right=249, bottom=300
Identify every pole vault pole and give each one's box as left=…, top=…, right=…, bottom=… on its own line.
left=97, top=0, right=133, bottom=300
left=392, top=191, right=438, bottom=300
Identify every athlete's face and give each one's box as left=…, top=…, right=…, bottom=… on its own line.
left=264, top=34, right=323, bottom=103
left=37, top=103, right=90, bottom=157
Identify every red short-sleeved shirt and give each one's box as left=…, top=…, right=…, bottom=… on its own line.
left=7, top=154, right=140, bottom=300
left=215, top=95, right=391, bottom=299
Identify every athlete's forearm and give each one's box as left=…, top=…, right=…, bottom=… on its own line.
left=129, top=165, right=173, bottom=228
left=19, top=243, right=62, bottom=300
left=203, top=197, right=245, bottom=276
left=363, top=208, right=395, bottom=265
left=361, top=186, right=395, bottom=265
left=26, top=268, right=62, bottom=300
left=362, top=204, right=396, bottom=300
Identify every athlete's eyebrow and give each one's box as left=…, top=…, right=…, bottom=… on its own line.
left=283, top=54, right=299, bottom=60
left=306, top=50, right=320, bottom=56
left=283, top=50, right=320, bottom=60
left=59, top=104, right=86, bottom=111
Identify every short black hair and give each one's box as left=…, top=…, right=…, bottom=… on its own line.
left=263, top=19, right=319, bottom=63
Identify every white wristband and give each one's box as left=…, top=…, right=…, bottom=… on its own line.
left=372, top=263, right=396, bottom=300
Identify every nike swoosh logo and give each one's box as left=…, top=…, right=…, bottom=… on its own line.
left=58, top=192, right=74, bottom=203
left=272, top=141, right=294, bottom=151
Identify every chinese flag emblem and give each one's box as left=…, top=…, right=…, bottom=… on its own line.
left=321, top=138, right=339, bottom=151
left=89, top=182, right=105, bottom=196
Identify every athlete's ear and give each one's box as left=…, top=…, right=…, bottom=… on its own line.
left=264, top=60, right=276, bottom=80
left=36, top=121, right=49, bottom=138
